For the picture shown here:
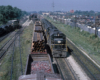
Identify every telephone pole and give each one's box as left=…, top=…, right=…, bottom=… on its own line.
left=75, top=15, right=77, bottom=29
left=94, top=13, right=99, bottom=37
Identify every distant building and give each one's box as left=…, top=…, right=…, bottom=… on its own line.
left=42, top=12, right=50, bottom=16
left=70, top=10, right=74, bottom=13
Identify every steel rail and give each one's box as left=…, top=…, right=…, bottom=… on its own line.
left=19, top=32, right=23, bottom=75
left=0, top=27, right=26, bottom=60
left=55, top=58, right=78, bottom=80
left=10, top=33, right=16, bottom=80
left=55, top=58, right=65, bottom=80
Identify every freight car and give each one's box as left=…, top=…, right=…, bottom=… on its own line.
left=18, top=54, right=62, bottom=80
left=31, top=21, right=46, bottom=54
left=0, top=20, right=21, bottom=36
left=42, top=19, right=68, bottom=57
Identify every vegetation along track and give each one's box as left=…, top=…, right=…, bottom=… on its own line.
left=0, top=27, right=25, bottom=61
left=55, top=58, right=78, bottom=80
left=67, top=38, right=100, bottom=80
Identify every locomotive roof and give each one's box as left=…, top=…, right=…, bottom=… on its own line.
left=6, top=20, right=18, bottom=25
left=0, top=20, right=18, bottom=28
left=50, top=30, right=65, bottom=37
left=7, top=20, right=18, bottom=23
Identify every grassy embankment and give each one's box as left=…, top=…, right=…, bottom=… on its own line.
left=0, top=21, right=33, bottom=80
left=45, top=16, right=100, bottom=65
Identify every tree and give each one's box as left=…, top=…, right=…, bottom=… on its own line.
left=0, top=5, right=28, bottom=25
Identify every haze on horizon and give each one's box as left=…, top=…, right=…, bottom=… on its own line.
left=0, top=0, right=100, bottom=12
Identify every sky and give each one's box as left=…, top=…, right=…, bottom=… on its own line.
left=0, top=0, right=100, bottom=12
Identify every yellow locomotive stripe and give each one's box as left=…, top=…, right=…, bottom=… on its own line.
left=51, top=44, right=65, bottom=45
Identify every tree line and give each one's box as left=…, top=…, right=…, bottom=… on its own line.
left=0, top=5, right=27, bottom=25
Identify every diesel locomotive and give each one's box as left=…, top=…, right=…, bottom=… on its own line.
left=0, top=20, right=21, bottom=36
left=42, top=19, right=68, bottom=57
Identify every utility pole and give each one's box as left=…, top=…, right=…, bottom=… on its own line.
left=94, top=13, right=98, bottom=37
left=75, top=16, right=76, bottom=29
left=95, top=13, right=97, bottom=37
left=94, top=12, right=100, bottom=37
left=75, top=15, right=77, bottom=29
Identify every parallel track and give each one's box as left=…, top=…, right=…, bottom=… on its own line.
left=0, top=27, right=25, bottom=61
left=0, top=33, right=18, bottom=50
left=55, top=58, right=79, bottom=80
left=10, top=27, right=24, bottom=80
left=67, top=38, right=100, bottom=80
left=0, top=32, right=18, bottom=60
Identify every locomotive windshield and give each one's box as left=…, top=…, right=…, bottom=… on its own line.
left=52, top=37, right=66, bottom=49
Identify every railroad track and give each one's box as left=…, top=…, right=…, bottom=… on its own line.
left=18, top=32, right=23, bottom=75
left=0, top=31, right=18, bottom=51
left=0, top=27, right=25, bottom=61
left=55, top=58, right=78, bottom=80
left=10, top=30, right=23, bottom=80
left=67, top=38, right=100, bottom=80
left=0, top=31, right=19, bottom=60
left=0, top=32, right=11, bottom=42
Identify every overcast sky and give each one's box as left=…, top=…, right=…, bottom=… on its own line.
left=0, top=0, right=100, bottom=11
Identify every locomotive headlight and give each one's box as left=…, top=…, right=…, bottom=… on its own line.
left=58, top=41, right=61, bottom=43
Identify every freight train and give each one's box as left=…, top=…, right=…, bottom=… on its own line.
left=0, top=20, right=21, bottom=36
left=42, top=19, right=68, bottom=57
left=18, top=21, right=62, bottom=80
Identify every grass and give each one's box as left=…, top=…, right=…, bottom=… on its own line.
left=20, top=23, right=33, bottom=72
left=0, top=21, right=33, bottom=80
left=45, top=16, right=100, bottom=65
